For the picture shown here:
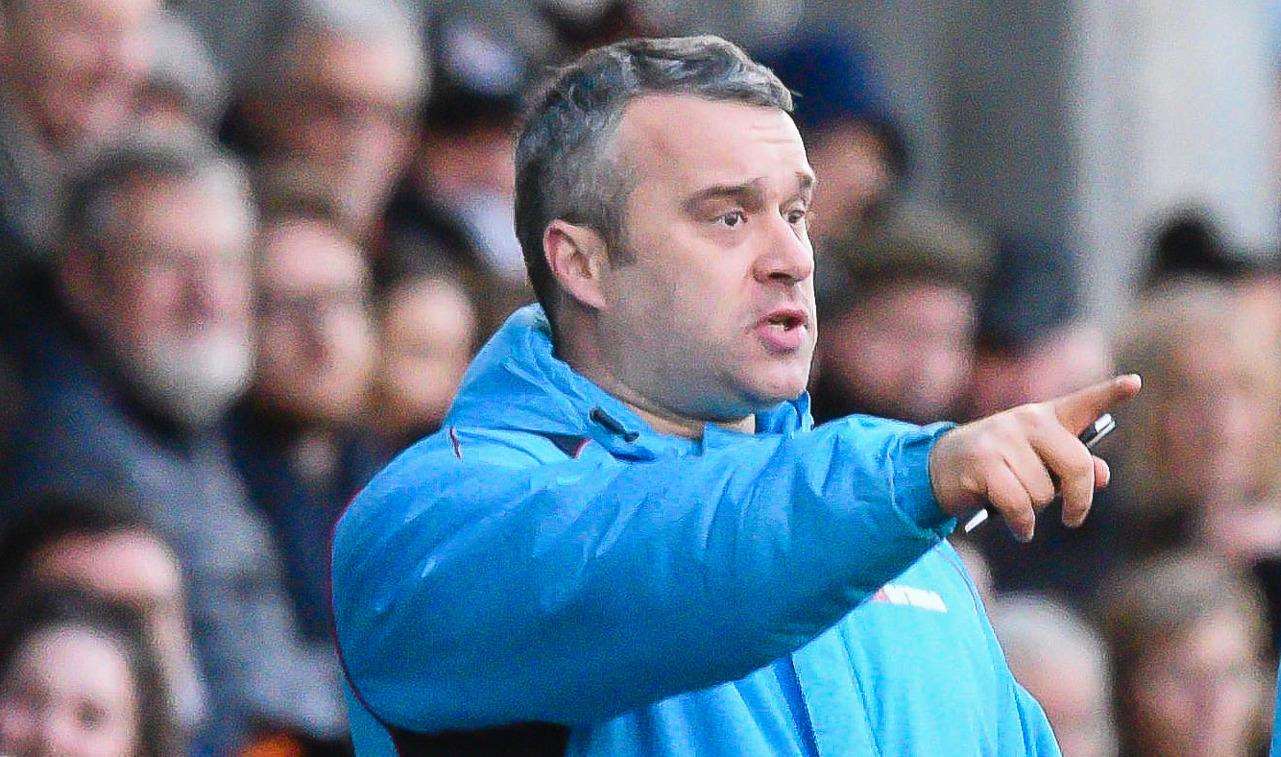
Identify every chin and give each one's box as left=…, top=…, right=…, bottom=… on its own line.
left=745, top=363, right=811, bottom=405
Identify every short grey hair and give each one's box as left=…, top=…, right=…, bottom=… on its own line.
left=514, top=35, right=794, bottom=323
left=62, top=129, right=255, bottom=258
left=247, top=0, right=427, bottom=102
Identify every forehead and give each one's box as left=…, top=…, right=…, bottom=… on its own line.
left=25, top=0, right=158, bottom=31
left=118, top=176, right=251, bottom=256
left=618, top=94, right=811, bottom=189
left=258, top=218, right=367, bottom=290
left=287, top=29, right=420, bottom=105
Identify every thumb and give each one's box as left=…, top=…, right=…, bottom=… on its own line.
left=1050, top=374, right=1142, bottom=434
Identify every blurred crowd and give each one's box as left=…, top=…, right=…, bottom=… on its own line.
left=0, top=0, right=1275, bottom=755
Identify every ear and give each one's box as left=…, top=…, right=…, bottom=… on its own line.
left=544, top=220, right=609, bottom=311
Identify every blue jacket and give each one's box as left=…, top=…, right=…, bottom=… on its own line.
left=332, top=305, right=1059, bottom=755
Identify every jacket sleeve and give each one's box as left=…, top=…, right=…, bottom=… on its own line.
left=332, top=416, right=954, bottom=732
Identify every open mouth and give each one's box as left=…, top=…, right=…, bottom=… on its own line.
left=761, top=310, right=806, bottom=332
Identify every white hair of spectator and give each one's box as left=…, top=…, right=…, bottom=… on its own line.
left=146, top=9, right=228, bottom=129
left=62, top=129, right=255, bottom=255
left=247, top=0, right=428, bottom=102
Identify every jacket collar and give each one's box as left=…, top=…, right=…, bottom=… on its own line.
left=446, top=305, right=812, bottom=460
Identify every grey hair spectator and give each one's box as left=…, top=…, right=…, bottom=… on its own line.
left=227, top=0, right=426, bottom=237
left=62, top=130, right=253, bottom=257
left=137, top=9, right=227, bottom=132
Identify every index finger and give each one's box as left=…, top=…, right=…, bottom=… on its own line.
left=1050, top=374, right=1142, bottom=434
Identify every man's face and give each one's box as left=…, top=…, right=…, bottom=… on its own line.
left=261, top=30, right=419, bottom=231
left=253, top=219, right=374, bottom=425
left=1, top=0, right=157, bottom=150
left=82, top=176, right=254, bottom=425
left=821, top=280, right=974, bottom=423
left=805, top=121, right=893, bottom=243
left=592, top=95, right=817, bottom=421
left=377, top=277, right=476, bottom=434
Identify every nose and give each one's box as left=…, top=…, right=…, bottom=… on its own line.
left=752, top=213, right=814, bottom=285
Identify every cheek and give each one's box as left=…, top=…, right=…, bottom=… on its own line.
left=257, top=325, right=304, bottom=374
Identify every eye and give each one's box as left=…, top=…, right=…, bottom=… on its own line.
left=715, top=210, right=746, bottom=228
left=787, top=208, right=808, bottom=224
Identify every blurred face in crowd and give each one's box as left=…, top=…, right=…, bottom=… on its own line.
left=970, top=322, right=1113, bottom=416
left=30, top=530, right=202, bottom=730
left=821, top=279, right=974, bottom=423
left=804, top=121, right=893, bottom=242
left=0, top=0, right=157, bottom=151
left=256, top=29, right=420, bottom=234
left=252, top=217, right=375, bottom=426
left=1124, top=611, right=1264, bottom=757
left=420, top=121, right=518, bottom=200
left=563, top=95, right=817, bottom=424
left=60, top=174, right=255, bottom=428
left=377, top=276, right=476, bottom=439
left=1147, top=336, right=1273, bottom=504
left=1016, top=655, right=1115, bottom=757
left=0, top=625, right=140, bottom=757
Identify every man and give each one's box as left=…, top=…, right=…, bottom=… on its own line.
left=333, top=36, right=1139, bottom=754
left=0, top=0, right=158, bottom=258
left=969, top=235, right=1112, bottom=420
left=758, top=31, right=910, bottom=246
left=2, top=132, right=346, bottom=753
left=968, top=234, right=1119, bottom=606
left=811, top=199, right=992, bottom=425
left=228, top=200, right=382, bottom=643
left=0, top=491, right=205, bottom=742
left=988, top=594, right=1117, bottom=757
left=385, top=14, right=530, bottom=288
left=222, top=0, right=425, bottom=242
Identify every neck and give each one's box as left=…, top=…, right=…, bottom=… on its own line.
left=554, top=312, right=755, bottom=440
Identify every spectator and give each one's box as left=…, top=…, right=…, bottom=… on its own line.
left=0, top=585, right=179, bottom=757
left=1100, top=553, right=1270, bottom=756
left=0, top=491, right=204, bottom=743
left=970, top=234, right=1113, bottom=417
left=1114, top=279, right=1281, bottom=559
left=758, top=32, right=909, bottom=245
left=370, top=267, right=479, bottom=454
left=989, top=594, right=1117, bottom=757
left=134, top=9, right=226, bottom=134
left=1, top=132, right=346, bottom=752
left=227, top=199, right=382, bottom=643
left=222, top=0, right=426, bottom=242
left=811, top=199, right=992, bottom=425
left=969, top=234, right=1119, bottom=605
left=0, top=0, right=159, bottom=259
left=384, top=14, right=531, bottom=294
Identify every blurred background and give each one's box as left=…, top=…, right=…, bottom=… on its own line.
left=0, top=0, right=1279, bottom=755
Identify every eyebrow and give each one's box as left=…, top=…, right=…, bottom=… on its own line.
left=681, top=172, right=817, bottom=215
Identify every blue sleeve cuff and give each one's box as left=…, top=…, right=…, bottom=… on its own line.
left=889, top=421, right=957, bottom=537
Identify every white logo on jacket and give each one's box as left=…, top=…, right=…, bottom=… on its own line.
left=869, top=584, right=948, bottom=613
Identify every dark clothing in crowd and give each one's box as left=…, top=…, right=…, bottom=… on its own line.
left=225, top=402, right=383, bottom=642
left=975, top=488, right=1126, bottom=611
left=0, top=275, right=347, bottom=753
